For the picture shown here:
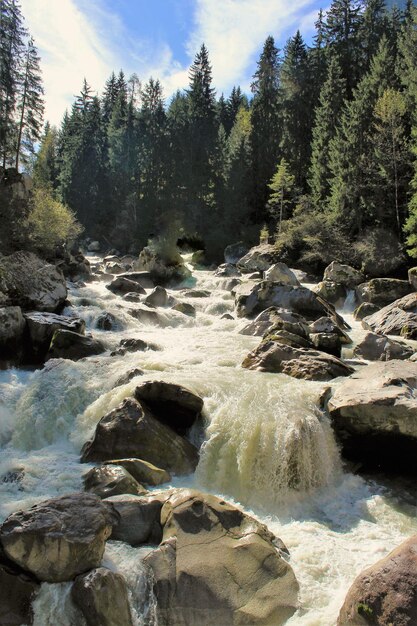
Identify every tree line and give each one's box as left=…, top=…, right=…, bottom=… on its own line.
left=4, top=0, right=417, bottom=270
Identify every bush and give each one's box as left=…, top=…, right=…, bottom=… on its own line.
left=27, top=188, right=83, bottom=256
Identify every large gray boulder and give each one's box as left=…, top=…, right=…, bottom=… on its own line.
left=134, top=381, right=203, bottom=435
left=72, top=568, right=134, bottom=626
left=215, top=263, right=240, bottom=278
left=128, top=306, right=161, bottom=325
left=0, top=251, right=67, bottom=312
left=104, top=458, right=171, bottom=486
left=362, top=293, right=417, bottom=338
left=0, top=554, right=39, bottom=626
left=25, top=311, right=85, bottom=360
left=354, top=332, right=414, bottom=361
left=337, top=535, right=417, bottom=626
left=117, top=271, right=155, bottom=289
left=323, top=261, right=364, bottom=287
left=105, top=492, right=170, bottom=546
left=328, top=360, right=417, bottom=473
left=106, top=276, right=146, bottom=296
left=224, top=241, right=249, bottom=264
left=237, top=244, right=281, bottom=273
left=144, top=489, right=299, bottom=626
left=47, top=329, right=105, bottom=360
left=240, top=307, right=310, bottom=338
left=242, top=340, right=354, bottom=381
left=0, top=306, right=26, bottom=359
left=135, top=246, right=191, bottom=286
left=83, top=464, right=147, bottom=499
left=315, top=281, right=347, bottom=305
left=264, top=263, right=300, bottom=285
left=80, top=398, right=199, bottom=475
left=144, top=286, right=171, bottom=307
left=0, top=493, right=118, bottom=582
left=357, top=278, right=412, bottom=307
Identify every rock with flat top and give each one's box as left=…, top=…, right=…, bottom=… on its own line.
left=362, top=293, right=417, bottom=338
left=83, top=464, right=147, bottom=499
left=357, top=278, right=412, bottom=307
left=47, top=329, right=104, bottom=360
left=237, top=244, right=281, bottom=273
left=354, top=332, right=414, bottom=361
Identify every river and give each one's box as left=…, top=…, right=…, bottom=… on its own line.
left=1, top=256, right=416, bottom=625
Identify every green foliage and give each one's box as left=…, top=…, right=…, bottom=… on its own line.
left=268, top=158, right=296, bottom=232
left=27, top=187, right=83, bottom=255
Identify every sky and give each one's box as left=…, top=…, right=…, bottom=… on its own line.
left=19, top=0, right=330, bottom=126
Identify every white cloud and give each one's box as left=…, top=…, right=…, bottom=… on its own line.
left=187, top=0, right=321, bottom=94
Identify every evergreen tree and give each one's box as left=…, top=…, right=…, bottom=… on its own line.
left=309, top=9, right=328, bottom=102
left=250, top=36, right=282, bottom=221
left=268, top=158, right=295, bottom=232
left=225, top=86, right=245, bottom=134
left=33, top=122, right=59, bottom=190
left=360, top=0, right=388, bottom=72
left=15, top=36, right=44, bottom=169
left=309, top=56, right=347, bottom=207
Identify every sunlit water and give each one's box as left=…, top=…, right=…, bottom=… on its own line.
left=1, top=255, right=416, bottom=625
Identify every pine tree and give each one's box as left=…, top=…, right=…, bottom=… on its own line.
left=15, top=36, right=44, bottom=169
left=309, top=56, right=347, bottom=207
left=250, top=36, right=282, bottom=221
left=268, top=158, right=295, bottom=232
left=309, top=9, right=328, bottom=102
left=225, top=86, right=245, bottom=134
left=225, top=106, right=252, bottom=233
left=33, top=122, right=59, bottom=190
left=360, top=0, right=388, bottom=72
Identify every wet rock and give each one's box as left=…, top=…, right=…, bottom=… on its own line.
left=114, top=368, right=144, bottom=386
left=309, top=317, right=351, bottom=344
left=145, top=286, right=171, bottom=307
left=105, top=493, right=170, bottom=546
left=215, top=263, right=240, bottom=277
left=87, top=241, right=100, bottom=252
left=323, top=261, right=364, bottom=287
left=47, top=329, right=105, bottom=360
left=56, top=247, right=92, bottom=282
left=337, top=535, right=417, bottom=626
left=25, top=311, right=85, bottom=360
left=264, top=263, right=299, bottom=285
left=80, top=398, right=199, bottom=475
left=316, top=280, right=346, bottom=305
left=72, top=567, right=134, bottom=626
left=237, top=244, right=281, bottom=273
left=122, top=292, right=142, bottom=303
left=182, top=289, right=210, bottom=298
left=0, top=251, right=67, bottom=312
left=106, top=276, right=146, bottom=296
left=128, top=306, right=161, bottom=325
left=118, top=271, right=155, bottom=289
left=328, top=360, right=417, bottom=473
left=104, top=261, right=125, bottom=275
left=310, top=332, right=343, bottom=358
left=240, top=307, right=309, bottom=338
left=0, top=493, right=118, bottom=582
left=224, top=241, right=249, bottom=264
left=83, top=464, right=147, bottom=499
left=96, top=311, right=118, bottom=331
left=362, top=293, right=417, bottom=338
left=357, top=278, right=412, bottom=307
left=354, top=332, right=414, bottom=361
left=243, top=340, right=354, bottom=381
left=104, top=459, right=171, bottom=486
left=134, top=381, right=204, bottom=435
left=1, top=467, right=24, bottom=488
left=221, top=313, right=234, bottom=320
left=144, top=489, right=299, bottom=626
left=0, top=306, right=26, bottom=359
left=111, top=337, right=159, bottom=356
left=0, top=553, right=39, bottom=626
left=135, top=246, right=191, bottom=286
left=353, top=302, right=380, bottom=321
left=172, top=301, right=196, bottom=317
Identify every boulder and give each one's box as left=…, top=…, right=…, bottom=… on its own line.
left=362, top=293, right=417, bottom=338
left=111, top=337, right=159, bottom=356
left=83, top=464, right=147, bottom=499
left=310, top=332, right=343, bottom=358
left=134, top=381, right=204, bottom=435
left=135, top=246, right=191, bottom=286
left=243, top=340, right=354, bottom=381
left=0, top=306, right=26, bottom=358
left=56, top=247, right=92, bottom=282
left=408, top=267, right=417, bottom=291
left=264, top=263, right=300, bottom=285
left=0, top=493, right=118, bottom=582
left=237, top=244, right=281, bottom=273
left=24, top=311, right=85, bottom=360
left=145, top=286, right=170, bottom=307
left=117, top=271, right=155, bottom=289
left=0, top=554, right=39, bottom=626
left=105, top=493, right=170, bottom=546
left=104, top=459, right=171, bottom=486
left=182, top=289, right=210, bottom=298
left=328, top=360, right=417, bottom=473
left=353, top=302, right=380, bottom=321
left=95, top=311, right=118, bottom=331
left=106, top=276, right=146, bottom=296
left=87, top=241, right=100, bottom=252
left=357, top=278, right=412, bottom=307
left=128, top=306, right=161, bottom=325
left=309, top=317, right=351, bottom=344
left=214, top=263, right=240, bottom=278
left=144, top=489, right=299, bottom=626
left=240, top=307, right=309, bottom=338
left=114, top=369, right=144, bottom=386
left=224, top=241, right=250, bottom=264
left=316, top=281, right=346, bottom=305
left=323, top=261, right=364, bottom=287
left=104, top=262, right=125, bottom=275
left=0, top=251, right=67, bottom=312
left=354, top=332, right=414, bottom=361
left=122, top=292, right=142, bottom=303
left=80, top=398, right=199, bottom=475
left=72, top=567, right=134, bottom=626
left=337, top=535, right=417, bottom=626
left=171, top=301, right=196, bottom=317
left=47, top=329, right=105, bottom=360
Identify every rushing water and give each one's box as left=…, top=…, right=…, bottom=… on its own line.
left=1, top=256, right=416, bottom=625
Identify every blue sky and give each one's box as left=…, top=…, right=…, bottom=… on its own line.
left=21, top=0, right=326, bottom=125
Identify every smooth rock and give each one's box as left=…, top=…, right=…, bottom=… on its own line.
left=357, top=278, right=412, bottom=307
left=323, top=262, right=364, bottom=287
left=135, top=246, right=191, bottom=285
left=328, top=360, right=417, bottom=473
left=83, top=464, right=147, bottom=499
left=264, top=263, right=299, bottom=285
left=80, top=398, right=199, bottom=475
left=47, top=329, right=105, bottom=360
left=72, top=567, right=134, bottom=626
left=105, top=493, right=170, bottom=545
left=104, top=459, right=171, bottom=486
left=309, top=317, right=351, bottom=343
left=0, top=493, right=118, bottom=582
left=171, top=301, right=196, bottom=317
left=96, top=312, right=118, bottom=331
left=122, top=292, right=143, bottom=303
left=354, top=332, right=414, bottom=361
left=128, top=306, right=161, bottom=325
left=237, top=244, right=281, bottom=273
left=134, top=381, right=204, bottom=435
left=106, top=276, right=146, bottom=296
left=117, top=271, right=155, bottom=289
left=25, top=311, right=85, bottom=360
left=337, top=535, right=417, bottom=626
left=353, top=302, right=380, bottom=321
left=111, top=337, right=158, bottom=356
left=182, top=289, right=210, bottom=298
left=362, top=293, right=417, bottom=338
left=144, top=489, right=299, bottom=626
left=145, top=286, right=170, bottom=308
left=114, top=369, right=144, bottom=386
left=316, top=281, right=346, bottom=305
left=240, top=307, right=309, bottom=338
left=214, top=263, right=240, bottom=278
left=243, top=340, right=354, bottom=381
left=310, top=332, right=343, bottom=357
